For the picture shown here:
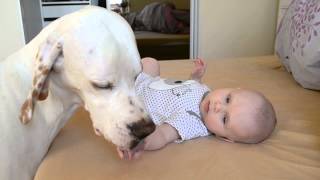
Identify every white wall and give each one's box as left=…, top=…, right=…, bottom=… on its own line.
left=0, top=0, right=25, bottom=60
left=198, top=0, right=278, bottom=60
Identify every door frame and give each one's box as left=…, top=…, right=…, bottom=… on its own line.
left=190, top=0, right=199, bottom=59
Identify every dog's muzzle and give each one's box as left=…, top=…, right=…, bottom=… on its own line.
left=127, top=117, right=156, bottom=150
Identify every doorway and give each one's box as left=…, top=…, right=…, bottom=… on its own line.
left=108, top=0, right=198, bottom=60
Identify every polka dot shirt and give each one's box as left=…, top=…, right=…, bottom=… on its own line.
left=135, top=72, right=211, bottom=143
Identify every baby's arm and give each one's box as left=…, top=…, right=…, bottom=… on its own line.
left=141, top=57, right=160, bottom=77
left=144, top=123, right=179, bottom=150
left=117, top=123, right=179, bottom=160
left=190, top=58, right=206, bottom=82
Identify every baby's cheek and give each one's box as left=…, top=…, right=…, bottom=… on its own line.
left=205, top=116, right=217, bottom=131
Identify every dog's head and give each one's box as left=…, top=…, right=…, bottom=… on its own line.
left=20, top=7, right=155, bottom=150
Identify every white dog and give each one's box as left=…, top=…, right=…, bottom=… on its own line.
left=0, top=6, right=155, bottom=180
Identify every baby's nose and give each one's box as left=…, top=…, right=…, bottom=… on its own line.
left=213, top=102, right=224, bottom=113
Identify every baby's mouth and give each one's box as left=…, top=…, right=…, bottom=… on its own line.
left=204, top=100, right=210, bottom=114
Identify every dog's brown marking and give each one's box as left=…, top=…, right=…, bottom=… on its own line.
left=38, top=90, right=48, bottom=101
left=38, top=65, right=44, bottom=71
left=37, top=82, right=43, bottom=89
left=33, top=77, right=37, bottom=86
left=19, top=98, right=33, bottom=124
left=35, top=51, right=39, bottom=59
left=56, top=42, right=62, bottom=49
left=42, top=68, right=50, bottom=75
left=32, top=90, right=39, bottom=98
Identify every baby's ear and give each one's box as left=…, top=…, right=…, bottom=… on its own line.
left=217, top=136, right=235, bottom=143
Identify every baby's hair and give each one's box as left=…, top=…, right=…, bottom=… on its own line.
left=241, top=91, right=277, bottom=144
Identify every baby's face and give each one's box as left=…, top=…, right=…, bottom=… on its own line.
left=200, top=88, right=263, bottom=142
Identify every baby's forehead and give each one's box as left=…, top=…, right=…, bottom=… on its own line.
left=228, top=111, right=260, bottom=137
left=229, top=95, right=265, bottom=124
left=230, top=106, right=258, bottom=123
left=233, top=90, right=265, bottom=104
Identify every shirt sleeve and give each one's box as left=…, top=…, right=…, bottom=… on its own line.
left=135, top=72, right=155, bottom=96
left=164, top=112, right=210, bottom=143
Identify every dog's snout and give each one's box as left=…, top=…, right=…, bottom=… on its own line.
left=127, top=118, right=156, bottom=141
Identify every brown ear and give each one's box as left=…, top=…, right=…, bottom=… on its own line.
left=19, top=37, right=63, bottom=124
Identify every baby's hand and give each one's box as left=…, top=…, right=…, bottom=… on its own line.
left=117, top=141, right=145, bottom=160
left=191, top=58, right=206, bottom=82
left=117, top=148, right=144, bottom=160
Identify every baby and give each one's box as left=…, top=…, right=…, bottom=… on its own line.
left=117, top=57, right=276, bottom=160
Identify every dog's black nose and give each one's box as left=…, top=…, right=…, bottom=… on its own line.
left=127, top=117, right=156, bottom=148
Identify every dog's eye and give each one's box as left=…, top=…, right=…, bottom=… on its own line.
left=92, top=82, right=114, bottom=90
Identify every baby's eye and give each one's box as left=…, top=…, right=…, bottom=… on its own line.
left=222, top=114, right=228, bottom=124
left=226, top=94, right=231, bottom=104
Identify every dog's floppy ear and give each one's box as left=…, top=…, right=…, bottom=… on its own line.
left=19, top=37, right=64, bottom=124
